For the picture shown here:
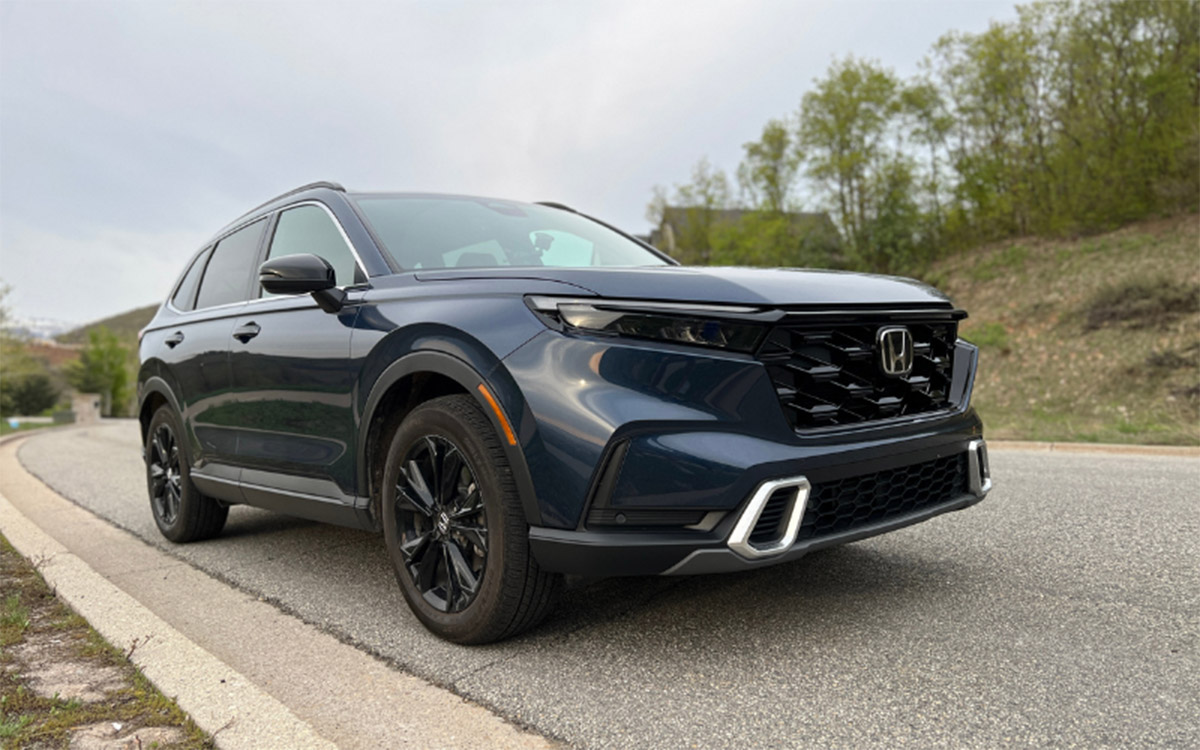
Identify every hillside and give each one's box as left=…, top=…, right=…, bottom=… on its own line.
left=928, top=214, right=1200, bottom=445
left=57, top=303, right=158, bottom=347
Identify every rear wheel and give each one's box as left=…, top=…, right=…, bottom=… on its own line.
left=382, top=394, right=560, bottom=644
left=145, top=406, right=228, bottom=542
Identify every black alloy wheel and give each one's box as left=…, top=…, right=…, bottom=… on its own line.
left=144, top=406, right=228, bottom=543
left=148, top=423, right=183, bottom=527
left=381, top=394, right=560, bottom=644
left=393, top=435, right=489, bottom=613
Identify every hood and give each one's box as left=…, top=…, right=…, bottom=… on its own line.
left=413, top=266, right=953, bottom=308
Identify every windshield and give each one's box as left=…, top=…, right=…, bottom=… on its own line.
left=353, top=195, right=669, bottom=271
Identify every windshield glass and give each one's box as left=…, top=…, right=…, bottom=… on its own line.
left=353, top=195, right=669, bottom=271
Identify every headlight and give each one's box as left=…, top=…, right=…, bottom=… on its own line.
left=527, top=296, right=768, bottom=353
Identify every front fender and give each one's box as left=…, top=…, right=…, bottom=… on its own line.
left=354, top=334, right=543, bottom=527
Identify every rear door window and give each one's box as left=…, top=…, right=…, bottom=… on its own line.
left=195, top=219, right=267, bottom=309
left=261, top=204, right=363, bottom=295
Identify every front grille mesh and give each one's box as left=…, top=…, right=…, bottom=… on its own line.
left=797, top=453, right=968, bottom=541
left=758, top=319, right=957, bottom=431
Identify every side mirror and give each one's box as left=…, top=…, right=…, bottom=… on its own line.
left=259, top=253, right=345, bottom=313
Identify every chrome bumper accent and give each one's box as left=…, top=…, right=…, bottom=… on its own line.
left=968, top=439, right=991, bottom=497
left=727, top=476, right=811, bottom=560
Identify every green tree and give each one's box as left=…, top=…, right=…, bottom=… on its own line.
left=7, top=373, right=59, bottom=416
left=797, top=56, right=918, bottom=269
left=737, top=119, right=802, bottom=214
left=650, top=0, right=1200, bottom=270
left=647, top=157, right=735, bottom=263
left=66, top=326, right=132, bottom=417
left=0, top=281, right=36, bottom=416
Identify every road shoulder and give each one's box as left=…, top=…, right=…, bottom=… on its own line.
left=0, top=435, right=554, bottom=750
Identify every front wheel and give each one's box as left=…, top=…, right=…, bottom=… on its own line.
left=381, top=394, right=560, bottom=644
left=145, top=406, right=228, bottom=543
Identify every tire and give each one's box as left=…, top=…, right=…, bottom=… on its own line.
left=381, top=394, right=560, bottom=644
left=145, top=406, right=228, bottom=543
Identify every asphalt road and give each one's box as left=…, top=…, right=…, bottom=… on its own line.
left=17, top=422, right=1200, bottom=748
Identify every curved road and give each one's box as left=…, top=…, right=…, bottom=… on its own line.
left=15, top=422, right=1200, bottom=748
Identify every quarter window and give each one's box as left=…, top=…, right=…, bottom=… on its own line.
left=262, top=205, right=362, bottom=295
left=171, top=247, right=212, bottom=312
left=194, top=219, right=267, bottom=309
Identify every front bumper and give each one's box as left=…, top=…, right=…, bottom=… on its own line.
left=529, top=436, right=991, bottom=577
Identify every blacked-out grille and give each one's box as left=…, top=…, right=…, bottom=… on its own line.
left=797, top=453, right=968, bottom=541
left=758, top=319, right=958, bottom=431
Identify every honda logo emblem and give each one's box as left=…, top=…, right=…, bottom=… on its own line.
left=877, top=326, right=914, bottom=378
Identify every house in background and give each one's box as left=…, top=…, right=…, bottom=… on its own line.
left=648, top=207, right=843, bottom=267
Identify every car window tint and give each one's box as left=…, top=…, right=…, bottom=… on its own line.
left=532, top=231, right=594, bottom=267
left=441, top=241, right=509, bottom=268
left=171, top=247, right=212, bottom=311
left=262, top=205, right=361, bottom=295
left=195, top=219, right=267, bottom=309
left=354, top=196, right=668, bottom=271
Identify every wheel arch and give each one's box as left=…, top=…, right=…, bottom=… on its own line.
left=137, top=375, right=183, bottom=446
left=358, top=350, right=542, bottom=530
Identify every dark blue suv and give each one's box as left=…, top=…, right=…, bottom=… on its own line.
left=138, top=182, right=991, bottom=643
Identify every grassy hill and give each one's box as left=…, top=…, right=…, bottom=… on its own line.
left=57, top=303, right=158, bottom=347
left=929, top=213, right=1199, bottom=445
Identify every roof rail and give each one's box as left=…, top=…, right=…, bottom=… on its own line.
left=236, top=181, right=347, bottom=222
left=535, top=201, right=576, bottom=212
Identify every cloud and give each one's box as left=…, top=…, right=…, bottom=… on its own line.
left=2, top=220, right=203, bottom=324
left=0, top=0, right=1017, bottom=323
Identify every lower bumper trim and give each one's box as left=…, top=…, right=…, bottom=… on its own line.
left=663, top=491, right=983, bottom=575
left=528, top=490, right=984, bottom=577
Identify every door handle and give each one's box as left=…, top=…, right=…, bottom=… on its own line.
left=165, top=331, right=185, bottom=348
left=232, top=322, right=261, bottom=343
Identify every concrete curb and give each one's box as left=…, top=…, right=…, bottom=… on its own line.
left=0, top=432, right=555, bottom=750
left=989, top=440, right=1200, bottom=457
left=0, top=489, right=339, bottom=750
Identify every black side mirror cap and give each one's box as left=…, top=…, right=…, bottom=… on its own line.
left=259, top=253, right=346, bottom=312
left=259, top=253, right=335, bottom=294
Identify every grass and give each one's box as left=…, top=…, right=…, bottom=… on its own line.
left=0, top=422, right=53, bottom=438
left=0, top=535, right=212, bottom=749
left=938, top=213, right=1200, bottom=445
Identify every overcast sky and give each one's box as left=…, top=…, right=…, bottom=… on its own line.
left=0, top=0, right=1017, bottom=325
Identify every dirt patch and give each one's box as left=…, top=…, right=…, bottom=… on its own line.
left=9, top=631, right=125, bottom=702
left=1082, top=276, right=1198, bottom=332
left=0, top=536, right=210, bottom=749
left=69, top=721, right=185, bottom=750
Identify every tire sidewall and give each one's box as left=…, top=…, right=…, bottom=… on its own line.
left=381, top=399, right=511, bottom=641
left=145, top=406, right=198, bottom=542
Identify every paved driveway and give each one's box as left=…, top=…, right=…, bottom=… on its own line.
left=18, top=422, right=1200, bottom=748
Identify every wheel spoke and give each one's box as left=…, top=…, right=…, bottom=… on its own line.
left=422, top=437, right=443, bottom=506
left=398, top=531, right=432, bottom=563
left=397, top=460, right=436, bottom=517
left=416, top=540, right=441, bottom=592
left=450, top=487, right=483, bottom=518
left=449, top=521, right=487, bottom=554
left=152, top=432, right=168, bottom=464
left=444, top=543, right=479, bottom=608
left=439, top=446, right=464, bottom=507
left=441, top=544, right=459, bottom=607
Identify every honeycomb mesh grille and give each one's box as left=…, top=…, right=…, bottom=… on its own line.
left=758, top=319, right=958, bottom=431
left=798, top=453, right=968, bottom=541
